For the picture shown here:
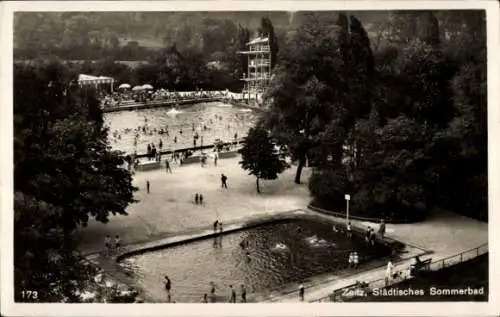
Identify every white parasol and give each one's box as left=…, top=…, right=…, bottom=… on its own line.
left=119, top=83, right=131, bottom=89
left=132, top=85, right=143, bottom=91
left=142, top=84, right=154, bottom=90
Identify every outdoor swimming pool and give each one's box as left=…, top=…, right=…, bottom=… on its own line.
left=104, top=102, right=258, bottom=154
left=120, top=219, right=393, bottom=302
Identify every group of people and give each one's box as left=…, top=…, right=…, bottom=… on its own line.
left=108, top=103, right=255, bottom=159
left=348, top=251, right=360, bottom=268
left=194, top=193, right=204, bottom=205
left=363, top=219, right=386, bottom=246
left=146, top=143, right=159, bottom=160
left=163, top=276, right=248, bottom=303
left=213, top=220, right=223, bottom=234
left=202, top=283, right=247, bottom=303
left=103, top=235, right=121, bottom=256
left=101, top=89, right=231, bottom=110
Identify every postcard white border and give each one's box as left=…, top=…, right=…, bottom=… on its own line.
left=1, top=1, right=499, bottom=316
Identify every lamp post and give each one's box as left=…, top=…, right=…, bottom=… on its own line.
left=345, top=194, right=350, bottom=225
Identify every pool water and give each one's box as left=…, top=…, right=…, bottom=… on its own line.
left=121, top=219, right=392, bottom=303
left=104, top=102, right=258, bottom=155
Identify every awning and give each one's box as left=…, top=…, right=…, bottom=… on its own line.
left=78, top=74, right=115, bottom=86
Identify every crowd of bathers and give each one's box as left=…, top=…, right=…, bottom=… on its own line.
left=108, top=109, right=254, bottom=159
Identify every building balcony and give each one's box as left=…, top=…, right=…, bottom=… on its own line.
left=249, top=63, right=271, bottom=67
left=238, top=46, right=271, bottom=54
left=240, top=76, right=271, bottom=81
left=248, top=45, right=270, bottom=51
left=239, top=51, right=271, bottom=55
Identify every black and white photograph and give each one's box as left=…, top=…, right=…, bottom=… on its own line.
left=1, top=1, right=498, bottom=316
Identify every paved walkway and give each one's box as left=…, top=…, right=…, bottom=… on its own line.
left=75, top=154, right=488, bottom=303
left=75, top=156, right=312, bottom=255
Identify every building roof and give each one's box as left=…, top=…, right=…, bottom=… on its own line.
left=246, top=37, right=269, bottom=46
left=78, top=74, right=115, bottom=83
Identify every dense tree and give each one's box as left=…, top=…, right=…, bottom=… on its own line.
left=418, top=11, right=440, bottom=47
left=231, top=25, right=251, bottom=81
left=265, top=13, right=376, bottom=184
left=14, top=60, right=137, bottom=301
left=258, top=17, right=279, bottom=68
left=94, top=58, right=133, bottom=84
left=264, top=13, right=338, bottom=184
left=307, top=11, right=487, bottom=222
left=239, top=126, right=289, bottom=193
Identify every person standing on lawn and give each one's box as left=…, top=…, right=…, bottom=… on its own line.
left=221, top=174, right=228, bottom=189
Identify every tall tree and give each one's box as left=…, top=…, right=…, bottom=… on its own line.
left=258, top=17, right=279, bottom=68
left=239, top=126, right=289, bottom=193
left=236, top=25, right=250, bottom=78
left=14, top=60, right=137, bottom=301
left=310, top=11, right=487, bottom=223
left=418, top=11, right=440, bottom=47
left=264, top=13, right=341, bottom=184
left=345, top=15, right=375, bottom=129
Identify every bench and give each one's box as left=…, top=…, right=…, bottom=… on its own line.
left=410, top=258, right=432, bottom=277
left=218, top=151, right=238, bottom=159
left=417, top=258, right=432, bottom=271
left=181, top=155, right=202, bottom=165
left=135, top=161, right=161, bottom=171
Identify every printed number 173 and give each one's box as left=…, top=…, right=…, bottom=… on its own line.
left=21, top=290, right=38, bottom=300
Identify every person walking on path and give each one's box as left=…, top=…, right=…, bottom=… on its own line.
left=298, top=283, right=305, bottom=302
left=221, top=174, right=228, bottom=189
left=229, top=285, right=237, bottom=303
left=369, top=228, right=376, bottom=246
left=164, top=275, right=172, bottom=302
left=104, top=235, right=111, bottom=256
left=202, top=294, right=208, bottom=303
left=214, top=153, right=218, bottom=166
left=365, top=227, right=371, bottom=244
left=146, top=180, right=150, bottom=194
left=378, top=219, right=386, bottom=238
left=210, top=282, right=217, bottom=303
left=114, top=235, right=121, bottom=253
left=385, top=260, right=394, bottom=286
left=219, top=221, right=223, bottom=234
left=165, top=159, right=172, bottom=173
left=346, top=221, right=352, bottom=238
left=195, top=193, right=199, bottom=205
left=152, top=145, right=157, bottom=160
left=199, top=193, right=204, bottom=205
left=213, top=220, right=219, bottom=233
left=240, top=284, right=247, bottom=303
